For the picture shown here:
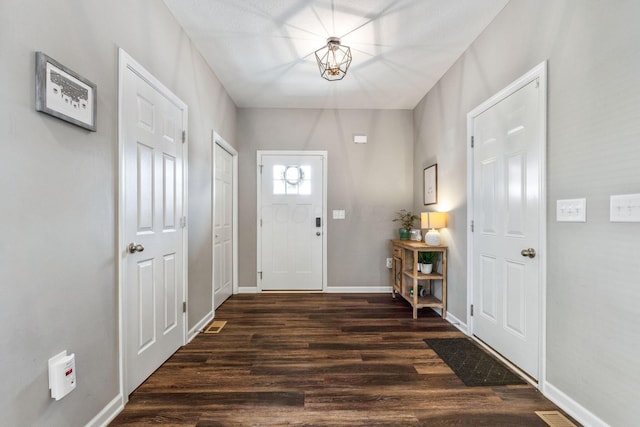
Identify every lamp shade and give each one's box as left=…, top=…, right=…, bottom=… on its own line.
left=421, top=212, right=448, bottom=229
left=420, top=212, right=429, bottom=229
left=428, top=212, right=447, bottom=229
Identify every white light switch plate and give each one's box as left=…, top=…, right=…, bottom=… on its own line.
left=610, top=193, right=640, bottom=222
left=332, top=210, right=345, bottom=220
left=557, top=198, right=586, bottom=222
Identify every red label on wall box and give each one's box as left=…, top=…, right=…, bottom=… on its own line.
left=65, top=369, right=73, bottom=376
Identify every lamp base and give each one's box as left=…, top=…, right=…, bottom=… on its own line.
left=424, top=229, right=441, bottom=246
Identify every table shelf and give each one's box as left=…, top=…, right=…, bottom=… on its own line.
left=391, top=240, right=447, bottom=319
left=403, top=271, right=444, bottom=280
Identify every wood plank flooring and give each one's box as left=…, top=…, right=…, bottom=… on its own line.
left=111, top=293, right=576, bottom=426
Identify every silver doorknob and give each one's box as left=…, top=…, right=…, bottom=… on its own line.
left=316, top=232, right=321, bottom=236
left=521, top=248, right=536, bottom=258
left=128, top=243, right=145, bottom=253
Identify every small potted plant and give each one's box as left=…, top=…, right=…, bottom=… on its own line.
left=393, top=209, right=419, bottom=240
left=418, top=252, right=437, bottom=274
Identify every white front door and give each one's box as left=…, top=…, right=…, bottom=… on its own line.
left=120, top=50, right=187, bottom=394
left=258, top=152, right=326, bottom=291
left=213, top=141, right=234, bottom=308
left=469, top=63, right=546, bottom=380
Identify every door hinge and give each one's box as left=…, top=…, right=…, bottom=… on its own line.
left=183, top=301, right=187, bottom=313
left=471, top=135, right=474, bottom=148
left=471, top=220, right=474, bottom=232
left=470, top=304, right=474, bottom=316
left=180, top=216, right=187, bottom=228
left=258, top=271, right=262, bottom=280
left=182, top=130, right=186, bottom=143
left=259, top=164, right=263, bottom=174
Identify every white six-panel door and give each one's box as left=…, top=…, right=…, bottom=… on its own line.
left=120, top=51, right=187, bottom=395
left=469, top=64, right=546, bottom=381
left=213, top=141, right=234, bottom=308
left=258, top=152, right=326, bottom=291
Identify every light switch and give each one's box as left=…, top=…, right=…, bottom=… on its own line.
left=610, top=193, right=640, bottom=222
left=332, top=210, right=346, bottom=219
left=556, top=198, right=586, bottom=222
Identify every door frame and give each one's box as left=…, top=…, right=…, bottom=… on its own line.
left=117, top=48, right=188, bottom=402
left=466, top=60, right=547, bottom=389
left=212, top=131, right=239, bottom=307
left=256, top=150, right=328, bottom=291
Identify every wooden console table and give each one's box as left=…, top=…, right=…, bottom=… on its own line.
left=391, top=240, right=447, bottom=319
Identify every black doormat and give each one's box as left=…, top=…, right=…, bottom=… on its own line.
left=424, top=338, right=526, bottom=386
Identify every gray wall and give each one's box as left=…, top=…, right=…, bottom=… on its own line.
left=237, top=108, right=414, bottom=289
left=0, top=0, right=236, bottom=425
left=412, top=0, right=640, bottom=425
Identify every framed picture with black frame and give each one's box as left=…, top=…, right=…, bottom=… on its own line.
left=423, top=163, right=437, bottom=205
left=35, top=52, right=97, bottom=131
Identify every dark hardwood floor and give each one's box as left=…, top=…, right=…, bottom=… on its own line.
left=111, top=293, right=575, bottom=426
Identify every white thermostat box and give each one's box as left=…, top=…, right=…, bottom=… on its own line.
left=48, top=351, right=76, bottom=400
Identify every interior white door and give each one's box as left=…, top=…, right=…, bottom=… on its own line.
left=471, top=78, right=542, bottom=380
left=213, top=142, right=233, bottom=308
left=122, top=61, right=186, bottom=394
left=259, top=153, right=324, bottom=291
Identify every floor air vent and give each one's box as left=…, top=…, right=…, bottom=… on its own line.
left=204, top=320, right=227, bottom=334
left=535, top=411, right=577, bottom=427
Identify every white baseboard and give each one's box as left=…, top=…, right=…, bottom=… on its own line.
left=188, top=310, right=214, bottom=343
left=326, top=286, right=392, bottom=293
left=85, top=394, right=123, bottom=427
left=543, top=381, right=609, bottom=427
left=444, top=311, right=468, bottom=334
left=238, top=286, right=392, bottom=294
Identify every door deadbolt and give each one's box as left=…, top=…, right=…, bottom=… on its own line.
left=520, top=248, right=536, bottom=258
left=128, top=243, right=145, bottom=254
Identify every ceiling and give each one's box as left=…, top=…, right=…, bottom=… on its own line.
left=163, top=0, right=510, bottom=110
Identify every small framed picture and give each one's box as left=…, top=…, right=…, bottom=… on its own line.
left=423, top=163, right=437, bottom=205
left=35, top=52, right=97, bottom=131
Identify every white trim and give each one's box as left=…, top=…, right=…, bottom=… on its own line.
left=544, top=382, right=610, bottom=427
left=84, top=394, right=123, bottom=427
left=256, top=150, right=328, bottom=292
left=117, top=48, right=189, bottom=401
left=239, top=286, right=392, bottom=294
left=466, top=91, right=474, bottom=338
left=445, top=311, right=468, bottom=334
left=212, top=131, right=239, bottom=310
left=538, top=61, right=549, bottom=392
left=188, top=310, right=214, bottom=343
left=466, top=60, right=547, bottom=387
left=325, top=286, right=392, bottom=293
left=256, top=152, right=261, bottom=291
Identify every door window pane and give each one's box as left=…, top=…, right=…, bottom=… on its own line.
left=272, top=164, right=311, bottom=195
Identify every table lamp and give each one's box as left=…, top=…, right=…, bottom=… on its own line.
left=421, top=212, right=448, bottom=246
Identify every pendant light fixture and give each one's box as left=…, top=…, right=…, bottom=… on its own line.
left=315, top=37, right=352, bottom=81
